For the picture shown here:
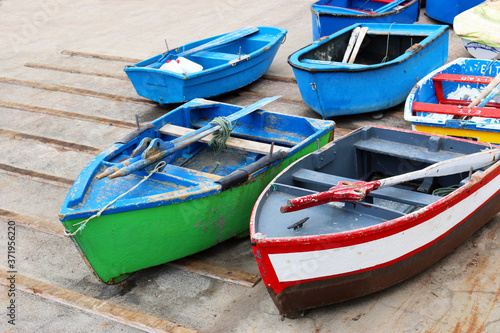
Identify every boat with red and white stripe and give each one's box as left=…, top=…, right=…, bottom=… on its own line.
left=250, top=126, right=500, bottom=318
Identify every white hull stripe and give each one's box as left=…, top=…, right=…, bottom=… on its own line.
left=269, top=173, right=500, bottom=283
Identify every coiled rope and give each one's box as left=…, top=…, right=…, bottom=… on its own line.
left=208, top=116, right=234, bottom=156
left=64, top=161, right=166, bottom=236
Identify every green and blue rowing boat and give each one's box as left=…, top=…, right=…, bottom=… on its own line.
left=59, top=98, right=335, bottom=283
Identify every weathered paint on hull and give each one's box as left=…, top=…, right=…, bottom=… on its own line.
left=61, top=135, right=332, bottom=284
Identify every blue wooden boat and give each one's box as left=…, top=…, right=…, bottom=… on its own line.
left=311, top=0, right=420, bottom=40
left=405, top=58, right=500, bottom=144
left=288, top=23, right=449, bottom=118
left=124, top=26, right=287, bottom=105
left=426, top=0, right=483, bottom=24
left=58, top=98, right=335, bottom=283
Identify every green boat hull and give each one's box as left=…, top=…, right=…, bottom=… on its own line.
left=62, top=135, right=332, bottom=284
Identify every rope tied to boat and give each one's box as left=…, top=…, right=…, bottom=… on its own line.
left=63, top=161, right=167, bottom=237
left=381, top=22, right=396, bottom=63
left=208, top=116, right=235, bottom=156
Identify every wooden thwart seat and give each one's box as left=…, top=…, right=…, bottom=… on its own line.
left=431, top=73, right=500, bottom=108
left=160, top=123, right=289, bottom=155
left=412, top=101, right=500, bottom=119
left=292, top=168, right=440, bottom=207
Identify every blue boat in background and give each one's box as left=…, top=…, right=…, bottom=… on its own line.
left=426, top=0, right=483, bottom=24
left=311, top=0, right=421, bottom=40
left=124, top=26, right=287, bottom=104
left=288, top=23, right=449, bottom=118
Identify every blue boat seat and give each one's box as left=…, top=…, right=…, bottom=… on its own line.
left=191, top=51, right=240, bottom=61
left=353, top=138, right=463, bottom=164
left=292, top=168, right=441, bottom=207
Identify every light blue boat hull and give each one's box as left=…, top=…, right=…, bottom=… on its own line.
left=426, top=0, right=483, bottom=24
left=125, top=27, right=286, bottom=104
left=288, top=23, right=449, bottom=118
left=311, top=0, right=420, bottom=40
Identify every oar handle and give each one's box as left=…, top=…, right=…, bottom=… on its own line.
left=280, top=181, right=381, bottom=213
left=468, top=73, right=500, bottom=108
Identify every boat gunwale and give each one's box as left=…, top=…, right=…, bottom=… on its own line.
left=250, top=126, right=500, bottom=248
left=310, top=0, right=420, bottom=18
left=59, top=99, right=335, bottom=222
left=124, top=26, right=287, bottom=80
left=287, top=23, right=449, bottom=73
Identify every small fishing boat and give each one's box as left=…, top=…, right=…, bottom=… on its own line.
left=311, top=0, right=420, bottom=40
left=405, top=58, right=500, bottom=144
left=124, top=26, right=287, bottom=104
left=454, top=0, right=500, bottom=59
left=288, top=23, right=449, bottom=118
left=59, top=98, right=335, bottom=284
left=426, top=0, right=484, bottom=24
left=250, top=126, right=500, bottom=318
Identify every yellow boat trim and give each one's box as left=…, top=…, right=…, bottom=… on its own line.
left=413, top=124, right=500, bottom=144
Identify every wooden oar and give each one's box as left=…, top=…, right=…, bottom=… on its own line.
left=106, top=96, right=281, bottom=179
left=468, top=73, right=500, bottom=108
left=158, top=26, right=258, bottom=63
left=281, top=148, right=500, bottom=213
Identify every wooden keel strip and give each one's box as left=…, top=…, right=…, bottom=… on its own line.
left=0, top=128, right=101, bottom=154
left=0, top=163, right=73, bottom=187
left=0, top=209, right=65, bottom=237
left=61, top=50, right=142, bottom=64
left=169, top=258, right=261, bottom=288
left=0, top=100, right=137, bottom=129
left=0, top=77, right=155, bottom=105
left=0, top=269, right=197, bottom=333
left=25, top=62, right=129, bottom=80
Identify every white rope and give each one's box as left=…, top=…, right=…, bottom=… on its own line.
left=64, top=161, right=167, bottom=236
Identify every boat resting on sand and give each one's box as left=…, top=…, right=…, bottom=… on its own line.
left=59, top=98, right=335, bottom=284
left=124, top=26, right=287, bottom=104
left=288, top=23, right=449, bottom=118
left=250, top=126, right=500, bottom=318
left=311, top=0, right=420, bottom=40
left=405, top=58, right=500, bottom=144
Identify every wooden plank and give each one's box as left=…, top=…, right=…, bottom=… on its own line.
left=0, top=209, right=65, bottom=237
left=0, top=269, right=197, bottom=333
left=0, top=100, right=136, bottom=129
left=348, top=27, right=368, bottom=64
left=24, top=62, right=128, bottom=80
left=160, top=124, right=288, bottom=155
left=0, top=77, right=155, bottom=105
left=412, top=102, right=500, bottom=119
left=0, top=128, right=101, bottom=154
left=170, top=258, right=261, bottom=288
left=0, top=163, right=73, bottom=187
left=342, top=27, right=361, bottom=63
left=61, top=50, right=142, bottom=63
